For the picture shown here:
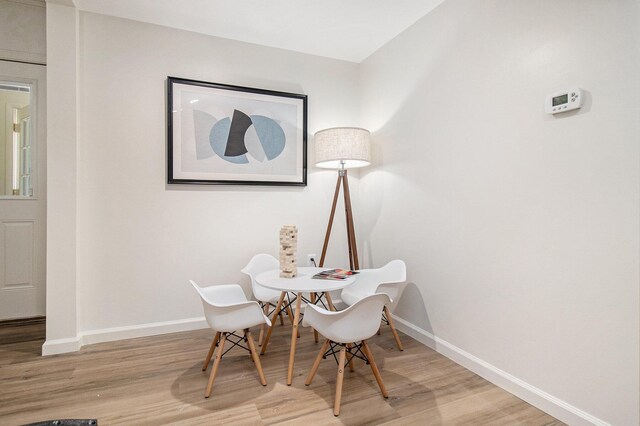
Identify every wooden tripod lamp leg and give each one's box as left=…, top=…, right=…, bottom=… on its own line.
left=319, top=168, right=361, bottom=271
left=342, top=169, right=360, bottom=270
left=319, top=173, right=343, bottom=267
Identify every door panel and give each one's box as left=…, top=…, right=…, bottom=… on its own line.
left=0, top=221, right=37, bottom=318
left=0, top=60, right=46, bottom=320
left=3, top=221, right=34, bottom=287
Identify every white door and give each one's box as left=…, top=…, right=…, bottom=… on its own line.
left=0, top=60, right=46, bottom=320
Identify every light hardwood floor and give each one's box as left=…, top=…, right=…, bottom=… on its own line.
left=0, top=319, right=563, bottom=425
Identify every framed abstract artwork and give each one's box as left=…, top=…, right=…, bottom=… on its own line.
left=167, top=77, right=307, bottom=186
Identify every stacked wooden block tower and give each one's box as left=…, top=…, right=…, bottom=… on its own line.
left=279, top=225, right=298, bottom=278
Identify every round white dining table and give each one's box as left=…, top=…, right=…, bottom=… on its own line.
left=257, top=267, right=355, bottom=293
left=255, top=267, right=356, bottom=385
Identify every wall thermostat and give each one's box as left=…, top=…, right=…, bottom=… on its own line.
left=545, top=88, right=583, bottom=114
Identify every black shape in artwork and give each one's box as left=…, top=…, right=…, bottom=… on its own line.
left=224, top=109, right=252, bottom=157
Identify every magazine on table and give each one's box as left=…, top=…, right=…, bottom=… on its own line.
left=312, top=269, right=359, bottom=280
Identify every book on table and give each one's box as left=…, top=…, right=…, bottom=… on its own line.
left=312, top=269, right=358, bottom=280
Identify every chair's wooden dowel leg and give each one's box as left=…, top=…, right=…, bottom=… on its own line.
left=310, top=293, right=319, bottom=342
left=325, top=292, right=336, bottom=311
left=261, top=292, right=286, bottom=355
left=384, top=306, right=403, bottom=351
left=246, top=329, right=267, bottom=386
left=258, top=304, right=269, bottom=346
left=279, top=310, right=284, bottom=326
left=285, top=303, right=295, bottom=325
left=205, top=333, right=227, bottom=398
left=334, top=346, right=347, bottom=416
left=258, top=323, right=265, bottom=347
left=362, top=340, right=388, bottom=398
left=305, top=339, right=329, bottom=386
left=202, top=331, right=220, bottom=371
left=346, top=343, right=355, bottom=372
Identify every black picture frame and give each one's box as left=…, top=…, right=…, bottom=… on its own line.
left=167, top=77, right=307, bottom=186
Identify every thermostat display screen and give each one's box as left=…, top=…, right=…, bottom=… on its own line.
left=546, top=87, right=583, bottom=114
left=552, top=94, right=568, bottom=106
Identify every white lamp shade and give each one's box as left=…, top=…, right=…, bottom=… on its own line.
left=314, top=127, right=371, bottom=169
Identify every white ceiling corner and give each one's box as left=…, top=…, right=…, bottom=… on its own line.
left=45, top=0, right=76, bottom=7
left=73, top=0, right=445, bottom=62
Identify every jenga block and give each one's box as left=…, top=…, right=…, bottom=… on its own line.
left=279, top=225, right=298, bottom=279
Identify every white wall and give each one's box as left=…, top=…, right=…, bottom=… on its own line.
left=0, top=0, right=46, bottom=65
left=43, top=11, right=360, bottom=341
left=359, top=0, right=639, bottom=425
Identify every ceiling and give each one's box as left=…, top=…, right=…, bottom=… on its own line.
left=72, top=0, right=445, bottom=63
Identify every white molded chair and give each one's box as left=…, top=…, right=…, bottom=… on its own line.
left=190, top=280, right=271, bottom=398
left=302, top=293, right=391, bottom=416
left=241, top=254, right=296, bottom=345
left=340, top=260, right=407, bottom=351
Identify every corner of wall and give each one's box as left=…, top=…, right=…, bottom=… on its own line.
left=44, top=1, right=80, bottom=351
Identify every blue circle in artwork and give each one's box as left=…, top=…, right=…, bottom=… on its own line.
left=210, top=117, right=249, bottom=164
left=250, top=115, right=286, bottom=160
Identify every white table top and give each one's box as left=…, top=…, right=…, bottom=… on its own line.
left=256, top=267, right=356, bottom=293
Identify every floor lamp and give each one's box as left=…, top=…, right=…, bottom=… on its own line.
left=314, top=127, right=371, bottom=270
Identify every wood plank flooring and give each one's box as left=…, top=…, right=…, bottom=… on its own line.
left=0, top=319, right=563, bottom=425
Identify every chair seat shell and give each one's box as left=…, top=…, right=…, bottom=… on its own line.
left=302, top=293, right=390, bottom=344
left=191, top=282, right=271, bottom=332
left=241, top=254, right=283, bottom=304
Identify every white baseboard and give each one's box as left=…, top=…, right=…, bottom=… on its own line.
left=392, top=315, right=609, bottom=426
left=80, top=316, right=209, bottom=346
left=42, top=316, right=209, bottom=355
left=42, top=335, right=82, bottom=355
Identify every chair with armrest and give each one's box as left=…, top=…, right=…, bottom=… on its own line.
left=241, top=253, right=297, bottom=345
left=302, top=293, right=391, bottom=416
left=190, top=280, right=271, bottom=398
left=340, top=259, right=407, bottom=350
